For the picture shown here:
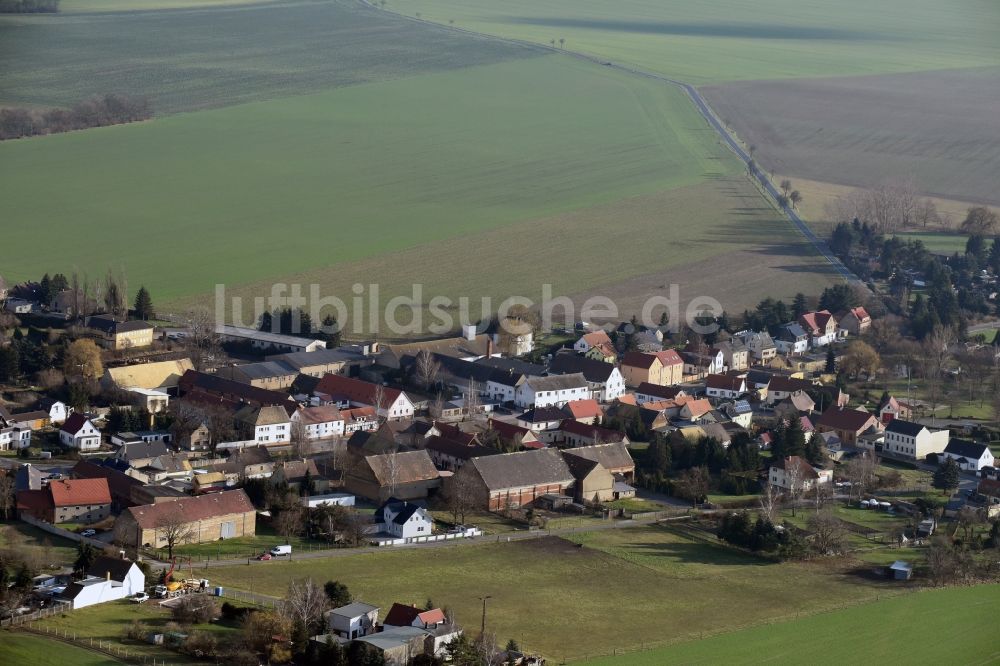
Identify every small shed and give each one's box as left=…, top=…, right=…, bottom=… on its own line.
left=889, top=560, right=913, bottom=580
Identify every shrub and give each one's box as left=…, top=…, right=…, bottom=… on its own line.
left=171, top=595, right=218, bottom=624
left=182, top=631, right=219, bottom=658
left=123, top=620, right=148, bottom=641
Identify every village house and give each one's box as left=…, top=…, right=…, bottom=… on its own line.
left=561, top=441, right=635, bottom=482
left=514, top=407, right=566, bottom=443
left=940, top=439, right=995, bottom=472
left=17, top=477, right=112, bottom=524
left=292, top=405, right=346, bottom=440
left=514, top=373, right=589, bottom=409
left=112, top=439, right=170, bottom=468
left=86, top=315, right=155, bottom=350
left=344, top=450, right=440, bottom=503
left=773, top=391, right=816, bottom=420
left=712, top=338, right=749, bottom=372
left=573, top=330, right=613, bottom=355
left=486, top=418, right=540, bottom=450
left=178, top=422, right=212, bottom=451
left=37, top=398, right=70, bottom=425
left=877, top=394, right=911, bottom=425
left=117, top=489, right=256, bottom=549
left=326, top=602, right=380, bottom=640
left=620, top=350, right=683, bottom=388
left=548, top=352, right=626, bottom=402
left=837, top=306, right=872, bottom=336
left=774, top=323, right=809, bottom=356
left=375, top=498, right=435, bottom=540
left=216, top=361, right=299, bottom=390
left=559, top=420, right=629, bottom=448
left=236, top=404, right=292, bottom=445
left=563, top=452, right=616, bottom=504
left=0, top=423, right=31, bottom=452
left=563, top=399, right=603, bottom=425
left=315, top=374, right=415, bottom=421
left=680, top=348, right=725, bottom=380
left=60, top=413, right=101, bottom=451
left=60, top=556, right=145, bottom=610
left=723, top=400, right=754, bottom=428
left=179, top=370, right=296, bottom=409
left=883, top=419, right=949, bottom=461
left=704, top=374, right=747, bottom=400
left=633, top=383, right=686, bottom=405
left=815, top=406, right=881, bottom=446
left=424, top=435, right=500, bottom=471
left=764, top=376, right=819, bottom=406
left=738, top=331, right=777, bottom=362
left=71, top=460, right=144, bottom=513
left=769, top=456, right=832, bottom=492
left=798, top=310, right=839, bottom=348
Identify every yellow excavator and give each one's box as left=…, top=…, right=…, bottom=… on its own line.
left=154, top=557, right=209, bottom=598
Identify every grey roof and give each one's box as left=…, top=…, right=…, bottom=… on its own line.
left=548, top=352, right=616, bottom=383
left=116, top=440, right=169, bottom=461
left=885, top=419, right=927, bottom=438
left=230, top=361, right=298, bottom=380
left=219, top=325, right=325, bottom=348
left=87, top=315, right=154, bottom=335
left=474, top=356, right=545, bottom=376
left=525, top=373, right=587, bottom=392
left=777, top=323, right=808, bottom=341
left=468, top=448, right=574, bottom=490
left=516, top=407, right=567, bottom=423
left=329, top=602, right=379, bottom=618
left=944, top=438, right=989, bottom=459
left=274, top=347, right=368, bottom=369
left=15, top=464, right=45, bottom=491
left=87, top=556, right=137, bottom=583
left=356, top=626, right=428, bottom=650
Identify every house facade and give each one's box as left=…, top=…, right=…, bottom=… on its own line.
left=883, top=419, right=949, bottom=461
left=514, top=374, right=589, bottom=409
left=375, top=499, right=434, bottom=539
left=620, top=350, right=682, bottom=388
left=769, top=456, right=832, bottom=492
left=237, top=404, right=291, bottom=445
left=293, top=406, right=345, bottom=440
left=118, top=489, right=256, bottom=549
left=86, top=315, right=155, bottom=350
left=60, top=413, right=101, bottom=450
left=61, top=557, right=145, bottom=609
left=940, top=439, right=995, bottom=472
left=799, top=310, right=839, bottom=348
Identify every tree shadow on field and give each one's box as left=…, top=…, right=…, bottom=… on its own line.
left=502, top=17, right=890, bottom=42
left=626, top=540, right=776, bottom=567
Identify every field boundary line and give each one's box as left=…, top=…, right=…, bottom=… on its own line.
left=360, top=0, right=862, bottom=286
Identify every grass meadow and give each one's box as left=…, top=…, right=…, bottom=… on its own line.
left=581, top=584, right=1000, bottom=665
left=0, top=632, right=123, bottom=665
left=205, top=525, right=897, bottom=661
left=395, top=0, right=1000, bottom=84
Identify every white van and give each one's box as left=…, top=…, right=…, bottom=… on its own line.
left=269, top=544, right=292, bottom=556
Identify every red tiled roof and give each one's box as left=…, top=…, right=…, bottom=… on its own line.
left=314, top=375, right=404, bottom=407
left=798, top=310, right=836, bottom=336
left=621, top=352, right=657, bottom=369
left=560, top=419, right=625, bottom=443
left=581, top=331, right=612, bottom=347
left=48, top=478, right=111, bottom=507
left=816, top=406, right=877, bottom=433
left=705, top=374, right=744, bottom=392
left=654, top=349, right=683, bottom=366
left=16, top=489, right=52, bottom=513
left=564, top=399, right=603, bottom=420
left=124, top=489, right=254, bottom=529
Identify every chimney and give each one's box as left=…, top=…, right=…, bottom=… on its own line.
left=106, top=570, right=111, bottom=581
left=462, top=323, right=477, bottom=341
left=486, top=337, right=493, bottom=358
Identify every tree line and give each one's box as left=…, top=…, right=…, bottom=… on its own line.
left=0, top=94, right=152, bottom=141
left=0, top=0, right=58, bottom=12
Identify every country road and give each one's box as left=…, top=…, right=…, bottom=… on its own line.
left=359, top=0, right=861, bottom=285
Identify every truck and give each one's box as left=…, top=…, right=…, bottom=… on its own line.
left=269, top=544, right=292, bottom=557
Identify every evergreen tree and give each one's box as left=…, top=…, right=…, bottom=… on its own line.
left=133, top=286, right=154, bottom=320
left=825, top=346, right=836, bottom=373
left=932, top=458, right=960, bottom=494
left=39, top=273, right=52, bottom=304
left=320, top=314, right=341, bottom=347
left=792, top=293, right=808, bottom=318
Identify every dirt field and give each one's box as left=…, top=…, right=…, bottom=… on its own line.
left=702, top=67, right=1000, bottom=205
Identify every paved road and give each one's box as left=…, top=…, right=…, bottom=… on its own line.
left=359, top=0, right=862, bottom=285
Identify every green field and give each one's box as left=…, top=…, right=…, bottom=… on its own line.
left=60, top=0, right=268, bottom=12
left=895, top=231, right=972, bottom=255
left=0, top=53, right=835, bottom=317
left=582, top=584, right=1000, bottom=665
left=396, top=0, right=1000, bottom=84
left=205, top=525, right=897, bottom=661
left=0, top=632, right=123, bottom=666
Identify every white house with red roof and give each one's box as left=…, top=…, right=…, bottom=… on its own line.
left=574, top=330, right=613, bottom=354
left=838, top=306, right=871, bottom=336
left=60, top=413, right=101, bottom=450
left=798, top=310, right=839, bottom=348
left=315, top=375, right=414, bottom=421
left=705, top=374, right=747, bottom=400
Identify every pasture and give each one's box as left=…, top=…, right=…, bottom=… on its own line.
left=702, top=67, right=1000, bottom=206
left=395, top=0, right=1000, bottom=83
left=205, top=525, right=897, bottom=661
left=1, top=53, right=836, bottom=319
left=0, top=632, right=122, bottom=665
left=581, top=584, right=1000, bottom=665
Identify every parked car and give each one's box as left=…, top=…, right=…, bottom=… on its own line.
left=269, top=545, right=292, bottom=557
left=256, top=552, right=272, bottom=561
left=130, top=592, right=149, bottom=604
left=80, top=529, right=96, bottom=537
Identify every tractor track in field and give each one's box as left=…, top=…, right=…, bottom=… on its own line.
left=359, top=0, right=861, bottom=285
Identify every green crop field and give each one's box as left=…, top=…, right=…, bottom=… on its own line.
left=0, top=53, right=835, bottom=319
left=395, top=0, right=1000, bottom=84
left=582, top=584, right=1000, bottom=665
left=0, top=632, right=123, bottom=665
left=60, top=0, right=268, bottom=12
left=205, top=525, right=897, bottom=661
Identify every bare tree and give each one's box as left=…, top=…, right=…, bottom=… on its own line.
left=282, top=578, right=329, bottom=635
left=414, top=349, right=441, bottom=390
left=780, top=179, right=792, bottom=198
left=274, top=506, right=305, bottom=540
left=155, top=514, right=194, bottom=558
left=0, top=472, right=15, bottom=520
left=289, top=418, right=307, bottom=458
left=758, top=481, right=781, bottom=524
left=807, top=511, right=847, bottom=555
left=844, top=450, right=879, bottom=500
left=465, top=379, right=481, bottom=421
left=789, top=190, right=802, bottom=209
left=372, top=382, right=386, bottom=426
left=784, top=461, right=804, bottom=517
left=445, top=472, right=478, bottom=524
left=184, top=307, right=223, bottom=371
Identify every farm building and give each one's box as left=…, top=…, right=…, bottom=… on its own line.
left=117, top=489, right=256, bottom=549
left=448, top=448, right=575, bottom=511
left=344, top=450, right=441, bottom=503
left=218, top=325, right=326, bottom=353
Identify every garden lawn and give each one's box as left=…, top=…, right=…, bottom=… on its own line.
left=0, top=521, right=79, bottom=568
left=205, top=524, right=897, bottom=661
left=580, top=584, right=1000, bottom=665
left=163, top=524, right=321, bottom=559
left=0, top=632, right=122, bottom=665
